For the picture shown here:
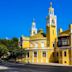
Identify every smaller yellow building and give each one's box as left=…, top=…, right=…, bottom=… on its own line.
left=54, top=24, right=72, bottom=65
left=19, top=2, right=72, bottom=65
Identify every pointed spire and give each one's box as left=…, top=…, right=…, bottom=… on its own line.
left=49, top=2, right=54, bottom=15
left=32, top=18, right=36, bottom=26
left=50, top=2, right=52, bottom=8
left=31, top=18, right=37, bottom=36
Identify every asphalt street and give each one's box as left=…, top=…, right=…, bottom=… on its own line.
left=0, top=62, right=72, bottom=72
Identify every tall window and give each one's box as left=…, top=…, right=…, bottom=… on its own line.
left=53, top=43, right=54, bottom=47
left=34, top=51, right=37, bottom=57
left=57, top=52, right=58, bottom=57
left=60, top=51, right=62, bottom=57
left=35, top=43, right=38, bottom=48
left=64, top=51, right=66, bottom=57
left=41, top=42, right=44, bottom=48
left=27, top=52, right=29, bottom=58
left=58, top=40, right=62, bottom=46
left=53, top=52, right=54, bottom=57
left=62, top=39, right=68, bottom=45
left=43, top=51, right=46, bottom=57
left=58, top=37, right=69, bottom=47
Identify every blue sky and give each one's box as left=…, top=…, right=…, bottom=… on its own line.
left=0, top=0, right=72, bottom=38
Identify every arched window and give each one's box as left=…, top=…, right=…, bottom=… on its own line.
left=34, top=51, right=37, bottom=57
left=43, top=51, right=46, bottom=57
left=64, top=51, right=66, bottom=56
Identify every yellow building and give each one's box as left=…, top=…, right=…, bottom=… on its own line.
left=19, top=2, right=72, bottom=65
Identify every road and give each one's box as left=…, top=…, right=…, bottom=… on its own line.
left=0, top=62, right=72, bottom=72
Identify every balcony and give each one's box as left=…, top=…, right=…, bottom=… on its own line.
left=57, top=36, right=70, bottom=48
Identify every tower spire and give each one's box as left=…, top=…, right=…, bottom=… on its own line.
left=46, top=2, right=57, bottom=48
left=30, top=18, right=37, bottom=36
left=32, top=18, right=36, bottom=27
left=50, top=2, right=52, bottom=8
left=49, top=2, right=54, bottom=15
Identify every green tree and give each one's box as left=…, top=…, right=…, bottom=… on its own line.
left=0, top=37, right=27, bottom=61
left=9, top=48, right=26, bottom=60
left=11, top=37, right=18, bottom=47
left=0, top=44, right=9, bottom=59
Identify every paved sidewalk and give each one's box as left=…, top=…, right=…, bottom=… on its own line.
left=31, top=63, right=72, bottom=67
left=0, top=66, right=10, bottom=70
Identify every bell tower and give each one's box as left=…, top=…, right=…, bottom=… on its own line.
left=31, top=19, right=37, bottom=36
left=46, top=2, right=57, bottom=48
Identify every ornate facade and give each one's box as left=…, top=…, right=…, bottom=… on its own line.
left=19, top=2, right=72, bottom=65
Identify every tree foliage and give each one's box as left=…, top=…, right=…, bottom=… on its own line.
left=0, top=44, right=9, bottom=58
left=0, top=37, right=26, bottom=61
left=10, top=48, right=26, bottom=59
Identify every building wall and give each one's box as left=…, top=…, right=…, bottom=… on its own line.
left=46, top=26, right=57, bottom=48
left=21, top=36, right=30, bottom=48
left=19, top=26, right=72, bottom=65
left=58, top=49, right=70, bottom=65
left=22, top=40, right=30, bottom=48
left=26, top=49, right=54, bottom=64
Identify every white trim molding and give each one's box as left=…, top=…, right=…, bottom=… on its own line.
left=25, top=47, right=54, bottom=51
left=59, top=46, right=70, bottom=49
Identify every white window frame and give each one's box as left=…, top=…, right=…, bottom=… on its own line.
left=41, top=42, right=44, bottom=48
left=35, top=43, right=38, bottom=48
